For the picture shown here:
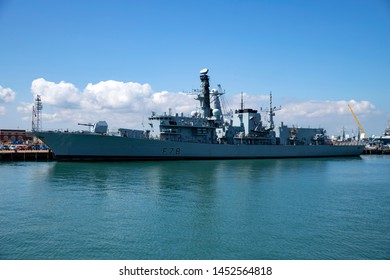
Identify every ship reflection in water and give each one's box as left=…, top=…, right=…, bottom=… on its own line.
left=1, top=156, right=388, bottom=260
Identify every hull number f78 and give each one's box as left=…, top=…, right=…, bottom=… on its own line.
left=162, top=148, right=181, bottom=155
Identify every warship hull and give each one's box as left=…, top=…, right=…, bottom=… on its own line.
left=35, top=131, right=364, bottom=161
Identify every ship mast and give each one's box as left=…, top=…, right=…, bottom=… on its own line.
left=240, top=92, right=244, bottom=110
left=266, top=92, right=280, bottom=130
left=32, top=95, right=43, bottom=131
left=269, top=92, right=275, bottom=129
left=197, top=68, right=211, bottom=118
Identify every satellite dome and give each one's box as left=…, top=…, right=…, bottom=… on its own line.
left=200, top=68, right=209, bottom=75
left=213, top=109, right=221, bottom=119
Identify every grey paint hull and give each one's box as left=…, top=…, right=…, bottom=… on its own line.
left=35, top=131, right=365, bottom=161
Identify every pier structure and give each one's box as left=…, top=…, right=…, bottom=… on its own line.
left=363, top=146, right=390, bottom=155
left=0, top=150, right=53, bottom=161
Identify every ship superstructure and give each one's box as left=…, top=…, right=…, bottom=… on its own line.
left=34, top=69, right=365, bottom=161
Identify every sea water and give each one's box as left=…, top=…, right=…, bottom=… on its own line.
left=0, top=156, right=389, bottom=259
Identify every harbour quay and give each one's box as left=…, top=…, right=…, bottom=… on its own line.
left=0, top=149, right=54, bottom=161
left=363, top=146, right=390, bottom=155
left=0, top=129, right=54, bottom=161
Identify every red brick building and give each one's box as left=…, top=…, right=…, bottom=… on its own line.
left=0, top=129, right=32, bottom=143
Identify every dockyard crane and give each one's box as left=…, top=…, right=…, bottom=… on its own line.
left=347, top=104, right=366, bottom=139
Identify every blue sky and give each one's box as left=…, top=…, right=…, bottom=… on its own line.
left=1, top=0, right=389, bottom=136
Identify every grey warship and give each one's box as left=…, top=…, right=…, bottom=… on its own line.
left=34, top=69, right=364, bottom=161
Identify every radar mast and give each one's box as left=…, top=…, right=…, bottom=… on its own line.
left=196, top=68, right=211, bottom=118
left=32, top=95, right=43, bottom=131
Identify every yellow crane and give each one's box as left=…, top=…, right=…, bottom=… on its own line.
left=347, top=104, right=366, bottom=139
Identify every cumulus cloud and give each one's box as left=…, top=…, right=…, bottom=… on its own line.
left=82, top=80, right=153, bottom=111
left=31, top=78, right=81, bottom=108
left=29, top=78, right=195, bottom=129
left=224, top=94, right=376, bottom=134
left=274, top=99, right=376, bottom=135
left=25, top=78, right=377, bottom=135
left=0, top=85, right=16, bottom=103
left=149, top=90, right=195, bottom=113
left=230, top=92, right=270, bottom=110
left=17, top=102, right=33, bottom=114
left=0, top=84, right=16, bottom=116
left=278, top=99, right=375, bottom=119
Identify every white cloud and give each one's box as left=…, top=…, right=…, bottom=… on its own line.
left=149, top=90, right=195, bottom=113
left=82, top=80, right=153, bottom=111
left=0, top=85, right=16, bottom=103
left=17, top=102, right=33, bottom=114
left=230, top=92, right=270, bottom=110
left=31, top=78, right=81, bottom=108
left=278, top=99, right=375, bottom=119
left=344, top=100, right=376, bottom=115
left=25, top=78, right=378, bottom=135
left=28, top=78, right=195, bottom=129
left=274, top=99, right=376, bottom=135
left=223, top=95, right=377, bottom=135
left=0, top=106, right=6, bottom=115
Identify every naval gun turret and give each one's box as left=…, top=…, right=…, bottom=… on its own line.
left=78, top=121, right=108, bottom=134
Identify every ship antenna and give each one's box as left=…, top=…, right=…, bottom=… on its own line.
left=240, top=91, right=244, bottom=110
left=32, top=94, right=43, bottom=131
left=268, top=91, right=281, bottom=130
left=269, top=92, right=274, bottom=129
